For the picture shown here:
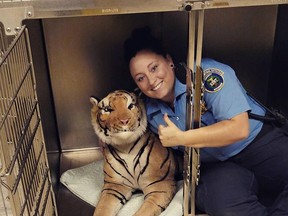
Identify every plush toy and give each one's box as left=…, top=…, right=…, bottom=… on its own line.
left=90, top=90, right=179, bottom=216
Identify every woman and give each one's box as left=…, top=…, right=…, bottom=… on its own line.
left=124, top=27, right=288, bottom=216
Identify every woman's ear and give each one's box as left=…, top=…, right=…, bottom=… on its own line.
left=166, top=54, right=173, bottom=63
left=166, top=54, right=174, bottom=69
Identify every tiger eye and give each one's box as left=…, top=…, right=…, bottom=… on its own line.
left=128, top=103, right=134, bottom=110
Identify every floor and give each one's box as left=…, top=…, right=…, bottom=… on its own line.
left=51, top=149, right=103, bottom=216
left=1, top=148, right=208, bottom=216
left=0, top=149, right=103, bottom=216
left=52, top=149, right=208, bottom=216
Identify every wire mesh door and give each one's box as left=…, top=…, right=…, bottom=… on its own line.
left=0, top=26, right=57, bottom=216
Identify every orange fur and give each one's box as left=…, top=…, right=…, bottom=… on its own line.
left=90, top=90, right=179, bottom=216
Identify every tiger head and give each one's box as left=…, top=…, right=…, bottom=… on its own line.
left=90, top=90, right=147, bottom=146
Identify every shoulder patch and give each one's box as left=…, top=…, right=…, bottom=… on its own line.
left=203, top=68, right=224, bottom=93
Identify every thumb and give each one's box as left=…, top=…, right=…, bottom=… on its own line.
left=163, top=113, right=174, bottom=126
left=158, top=124, right=165, bottom=135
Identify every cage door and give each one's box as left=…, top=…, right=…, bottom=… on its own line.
left=0, top=26, right=58, bottom=216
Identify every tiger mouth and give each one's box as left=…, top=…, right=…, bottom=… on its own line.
left=111, top=126, right=137, bottom=133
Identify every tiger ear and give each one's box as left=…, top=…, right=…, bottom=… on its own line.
left=90, top=96, right=100, bottom=106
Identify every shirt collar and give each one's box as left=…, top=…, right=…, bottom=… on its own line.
left=145, top=78, right=186, bottom=116
left=175, top=78, right=186, bottom=99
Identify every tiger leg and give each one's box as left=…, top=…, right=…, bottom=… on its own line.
left=133, top=180, right=177, bottom=216
left=93, top=183, right=133, bottom=216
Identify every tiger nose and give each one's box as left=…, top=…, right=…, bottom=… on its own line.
left=120, top=118, right=130, bottom=125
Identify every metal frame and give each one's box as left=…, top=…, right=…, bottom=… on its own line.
left=0, top=1, right=288, bottom=216
left=183, top=9, right=205, bottom=216
left=1, top=0, right=288, bottom=35
left=0, top=26, right=57, bottom=216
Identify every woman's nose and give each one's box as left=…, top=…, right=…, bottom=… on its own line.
left=147, top=73, right=156, bottom=85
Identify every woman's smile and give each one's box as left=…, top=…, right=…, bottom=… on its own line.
left=151, top=80, right=163, bottom=91
left=129, top=50, right=175, bottom=103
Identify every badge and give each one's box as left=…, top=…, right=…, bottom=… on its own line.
left=203, top=68, right=224, bottom=93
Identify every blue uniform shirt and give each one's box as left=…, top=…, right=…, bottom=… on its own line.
left=145, top=58, right=265, bottom=162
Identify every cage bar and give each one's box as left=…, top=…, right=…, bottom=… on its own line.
left=0, top=1, right=288, bottom=216
left=0, top=26, right=57, bottom=216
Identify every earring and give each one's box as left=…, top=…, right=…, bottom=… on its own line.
left=170, top=64, right=174, bottom=68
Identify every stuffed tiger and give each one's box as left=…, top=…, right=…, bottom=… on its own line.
left=90, top=90, right=180, bottom=216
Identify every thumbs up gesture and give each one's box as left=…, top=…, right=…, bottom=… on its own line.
left=158, top=113, right=184, bottom=147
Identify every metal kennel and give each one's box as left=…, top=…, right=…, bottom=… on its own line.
left=0, top=26, right=57, bottom=215
left=1, top=1, right=288, bottom=216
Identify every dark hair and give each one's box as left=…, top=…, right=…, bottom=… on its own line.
left=124, top=26, right=168, bottom=65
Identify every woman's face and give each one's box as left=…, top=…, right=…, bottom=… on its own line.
left=129, top=50, right=175, bottom=103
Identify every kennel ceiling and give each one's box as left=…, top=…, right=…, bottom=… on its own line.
left=1, top=0, right=288, bottom=35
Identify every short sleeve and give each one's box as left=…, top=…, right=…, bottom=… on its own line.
left=202, top=59, right=251, bottom=121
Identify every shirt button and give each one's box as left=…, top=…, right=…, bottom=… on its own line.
left=176, top=117, right=179, bottom=120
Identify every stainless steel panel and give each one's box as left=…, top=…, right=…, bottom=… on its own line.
left=41, top=6, right=278, bottom=151
left=24, top=20, right=61, bottom=153
left=0, top=0, right=287, bottom=18
left=268, top=5, right=288, bottom=117
left=1, top=0, right=287, bottom=36
left=203, top=6, right=278, bottom=102
left=42, top=13, right=184, bottom=151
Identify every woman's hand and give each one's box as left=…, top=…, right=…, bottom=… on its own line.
left=158, top=113, right=184, bottom=147
left=158, top=112, right=249, bottom=148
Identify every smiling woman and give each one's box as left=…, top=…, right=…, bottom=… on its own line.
left=124, top=27, right=176, bottom=105
left=129, top=50, right=175, bottom=105
left=123, top=26, right=288, bottom=216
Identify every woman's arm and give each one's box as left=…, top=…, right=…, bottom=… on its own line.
left=158, top=112, right=249, bottom=148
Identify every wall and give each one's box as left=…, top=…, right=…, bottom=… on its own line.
left=25, top=5, right=284, bottom=152
left=42, top=13, right=186, bottom=151
left=269, top=5, right=288, bottom=117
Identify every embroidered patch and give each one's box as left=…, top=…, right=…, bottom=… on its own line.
left=203, top=68, right=224, bottom=92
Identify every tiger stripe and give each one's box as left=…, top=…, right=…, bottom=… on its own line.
left=90, top=90, right=179, bottom=216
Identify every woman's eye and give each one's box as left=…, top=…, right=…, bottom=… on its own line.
left=137, top=76, right=144, bottom=82
left=151, top=64, right=158, bottom=72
